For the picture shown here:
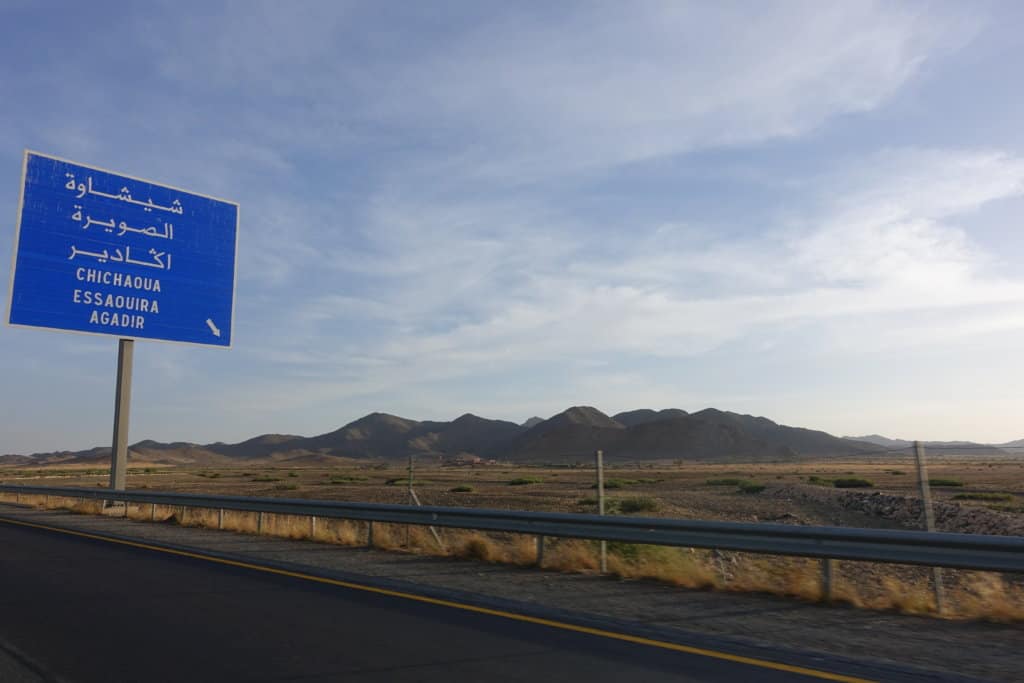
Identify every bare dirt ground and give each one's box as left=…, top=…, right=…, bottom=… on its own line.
left=5, top=457, right=1022, bottom=524
left=3, top=457, right=1024, bottom=618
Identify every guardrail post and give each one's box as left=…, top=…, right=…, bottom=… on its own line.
left=310, top=515, right=317, bottom=538
left=914, top=441, right=946, bottom=615
left=218, top=508, right=224, bottom=530
left=595, top=449, right=607, bottom=574
left=821, top=558, right=835, bottom=602
left=367, top=521, right=375, bottom=548
left=536, top=535, right=545, bottom=567
left=257, top=511, right=264, bottom=535
left=151, top=503, right=156, bottom=521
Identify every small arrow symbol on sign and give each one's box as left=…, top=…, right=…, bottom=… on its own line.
left=206, top=318, right=221, bottom=337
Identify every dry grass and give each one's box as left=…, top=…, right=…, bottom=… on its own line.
left=949, top=573, right=1024, bottom=622
left=2, top=488, right=1023, bottom=622
left=453, top=533, right=499, bottom=561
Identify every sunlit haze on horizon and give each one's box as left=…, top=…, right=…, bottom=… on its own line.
left=3, top=1, right=1024, bottom=453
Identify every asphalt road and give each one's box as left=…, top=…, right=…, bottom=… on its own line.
left=0, top=519, right=864, bottom=683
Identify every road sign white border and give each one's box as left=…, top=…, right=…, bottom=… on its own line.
left=5, top=149, right=239, bottom=350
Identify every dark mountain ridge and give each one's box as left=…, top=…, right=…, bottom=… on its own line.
left=9, top=407, right=1009, bottom=466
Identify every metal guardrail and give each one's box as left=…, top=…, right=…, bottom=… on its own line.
left=1, top=484, right=1023, bottom=573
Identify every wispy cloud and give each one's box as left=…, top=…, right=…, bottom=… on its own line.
left=4, top=1, right=1023, bottom=450
left=229, top=147, right=1024, bottom=421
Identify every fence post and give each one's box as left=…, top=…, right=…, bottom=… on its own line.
left=218, top=508, right=224, bottom=530
left=151, top=503, right=156, bottom=521
left=536, top=535, right=545, bottom=568
left=403, top=456, right=411, bottom=548
left=595, top=449, right=607, bottom=574
left=914, top=441, right=946, bottom=615
left=257, top=511, right=264, bottom=535
left=367, top=520, right=375, bottom=548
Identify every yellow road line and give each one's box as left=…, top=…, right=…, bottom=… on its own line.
left=0, top=515, right=874, bottom=683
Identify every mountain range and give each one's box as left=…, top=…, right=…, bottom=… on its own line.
left=3, top=407, right=1020, bottom=467
left=842, top=434, right=1024, bottom=455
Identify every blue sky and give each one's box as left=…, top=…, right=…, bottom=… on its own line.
left=3, top=1, right=1024, bottom=453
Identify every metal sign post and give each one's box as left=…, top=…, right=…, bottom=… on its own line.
left=7, top=150, right=238, bottom=491
left=109, top=338, right=134, bottom=491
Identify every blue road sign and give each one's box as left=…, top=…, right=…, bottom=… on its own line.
left=6, top=151, right=238, bottom=347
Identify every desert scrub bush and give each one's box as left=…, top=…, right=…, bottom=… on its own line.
left=706, top=478, right=743, bottom=486
left=287, top=471, right=298, bottom=477
left=618, top=496, right=660, bottom=513
left=953, top=492, right=1012, bottom=502
left=449, top=485, right=474, bottom=493
left=575, top=497, right=621, bottom=513
left=508, top=477, right=542, bottom=486
left=987, top=503, right=1024, bottom=513
left=737, top=481, right=765, bottom=494
left=929, top=478, right=964, bottom=487
left=251, top=476, right=281, bottom=482
left=455, top=533, right=499, bottom=561
left=274, top=484, right=298, bottom=491
left=324, top=475, right=367, bottom=484
left=833, top=478, right=873, bottom=488
left=385, top=478, right=425, bottom=486
left=808, top=476, right=833, bottom=485
left=886, top=470, right=906, bottom=475
left=591, top=479, right=639, bottom=489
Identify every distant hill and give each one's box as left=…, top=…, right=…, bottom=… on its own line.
left=507, top=406, right=626, bottom=459
left=17, top=406, right=1011, bottom=467
left=506, top=407, right=871, bottom=463
left=844, top=434, right=911, bottom=449
left=843, top=435, right=1014, bottom=456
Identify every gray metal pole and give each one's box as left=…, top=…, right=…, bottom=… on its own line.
left=821, top=558, right=835, bottom=602
left=536, top=535, right=545, bottom=568
left=914, top=441, right=946, bottom=614
left=109, top=339, right=134, bottom=492
left=596, top=449, right=607, bottom=573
